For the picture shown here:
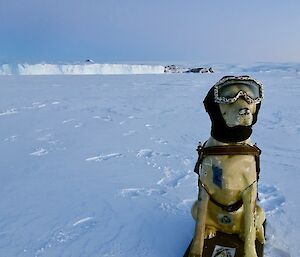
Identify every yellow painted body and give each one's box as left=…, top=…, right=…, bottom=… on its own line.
left=190, top=138, right=265, bottom=257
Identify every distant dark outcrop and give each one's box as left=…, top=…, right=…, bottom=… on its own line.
left=164, top=65, right=214, bottom=73
left=164, top=65, right=181, bottom=73
left=85, top=59, right=94, bottom=64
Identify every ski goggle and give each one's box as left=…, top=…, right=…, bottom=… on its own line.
left=213, top=76, right=264, bottom=104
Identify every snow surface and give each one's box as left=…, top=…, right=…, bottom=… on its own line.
left=0, top=67, right=299, bottom=257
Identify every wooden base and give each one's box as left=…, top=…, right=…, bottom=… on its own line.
left=183, top=231, right=264, bottom=257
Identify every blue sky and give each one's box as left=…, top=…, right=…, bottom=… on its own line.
left=0, top=0, right=299, bottom=63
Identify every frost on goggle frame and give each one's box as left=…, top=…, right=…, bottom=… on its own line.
left=213, top=76, right=264, bottom=104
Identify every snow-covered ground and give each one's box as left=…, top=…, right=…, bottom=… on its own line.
left=0, top=66, right=299, bottom=257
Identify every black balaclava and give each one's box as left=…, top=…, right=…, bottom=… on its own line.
left=203, top=86, right=261, bottom=143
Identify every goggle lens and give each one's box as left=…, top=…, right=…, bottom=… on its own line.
left=213, top=76, right=263, bottom=104
left=218, top=83, right=260, bottom=99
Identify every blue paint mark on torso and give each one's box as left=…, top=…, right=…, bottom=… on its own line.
left=212, top=165, right=222, bottom=188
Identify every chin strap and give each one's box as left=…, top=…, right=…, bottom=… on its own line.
left=194, top=141, right=261, bottom=212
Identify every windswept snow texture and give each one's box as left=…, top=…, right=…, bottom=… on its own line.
left=0, top=63, right=165, bottom=75
left=0, top=68, right=299, bottom=257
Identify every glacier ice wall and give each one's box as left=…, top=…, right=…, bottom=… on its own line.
left=0, top=64, right=13, bottom=75
left=0, top=63, right=165, bottom=75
